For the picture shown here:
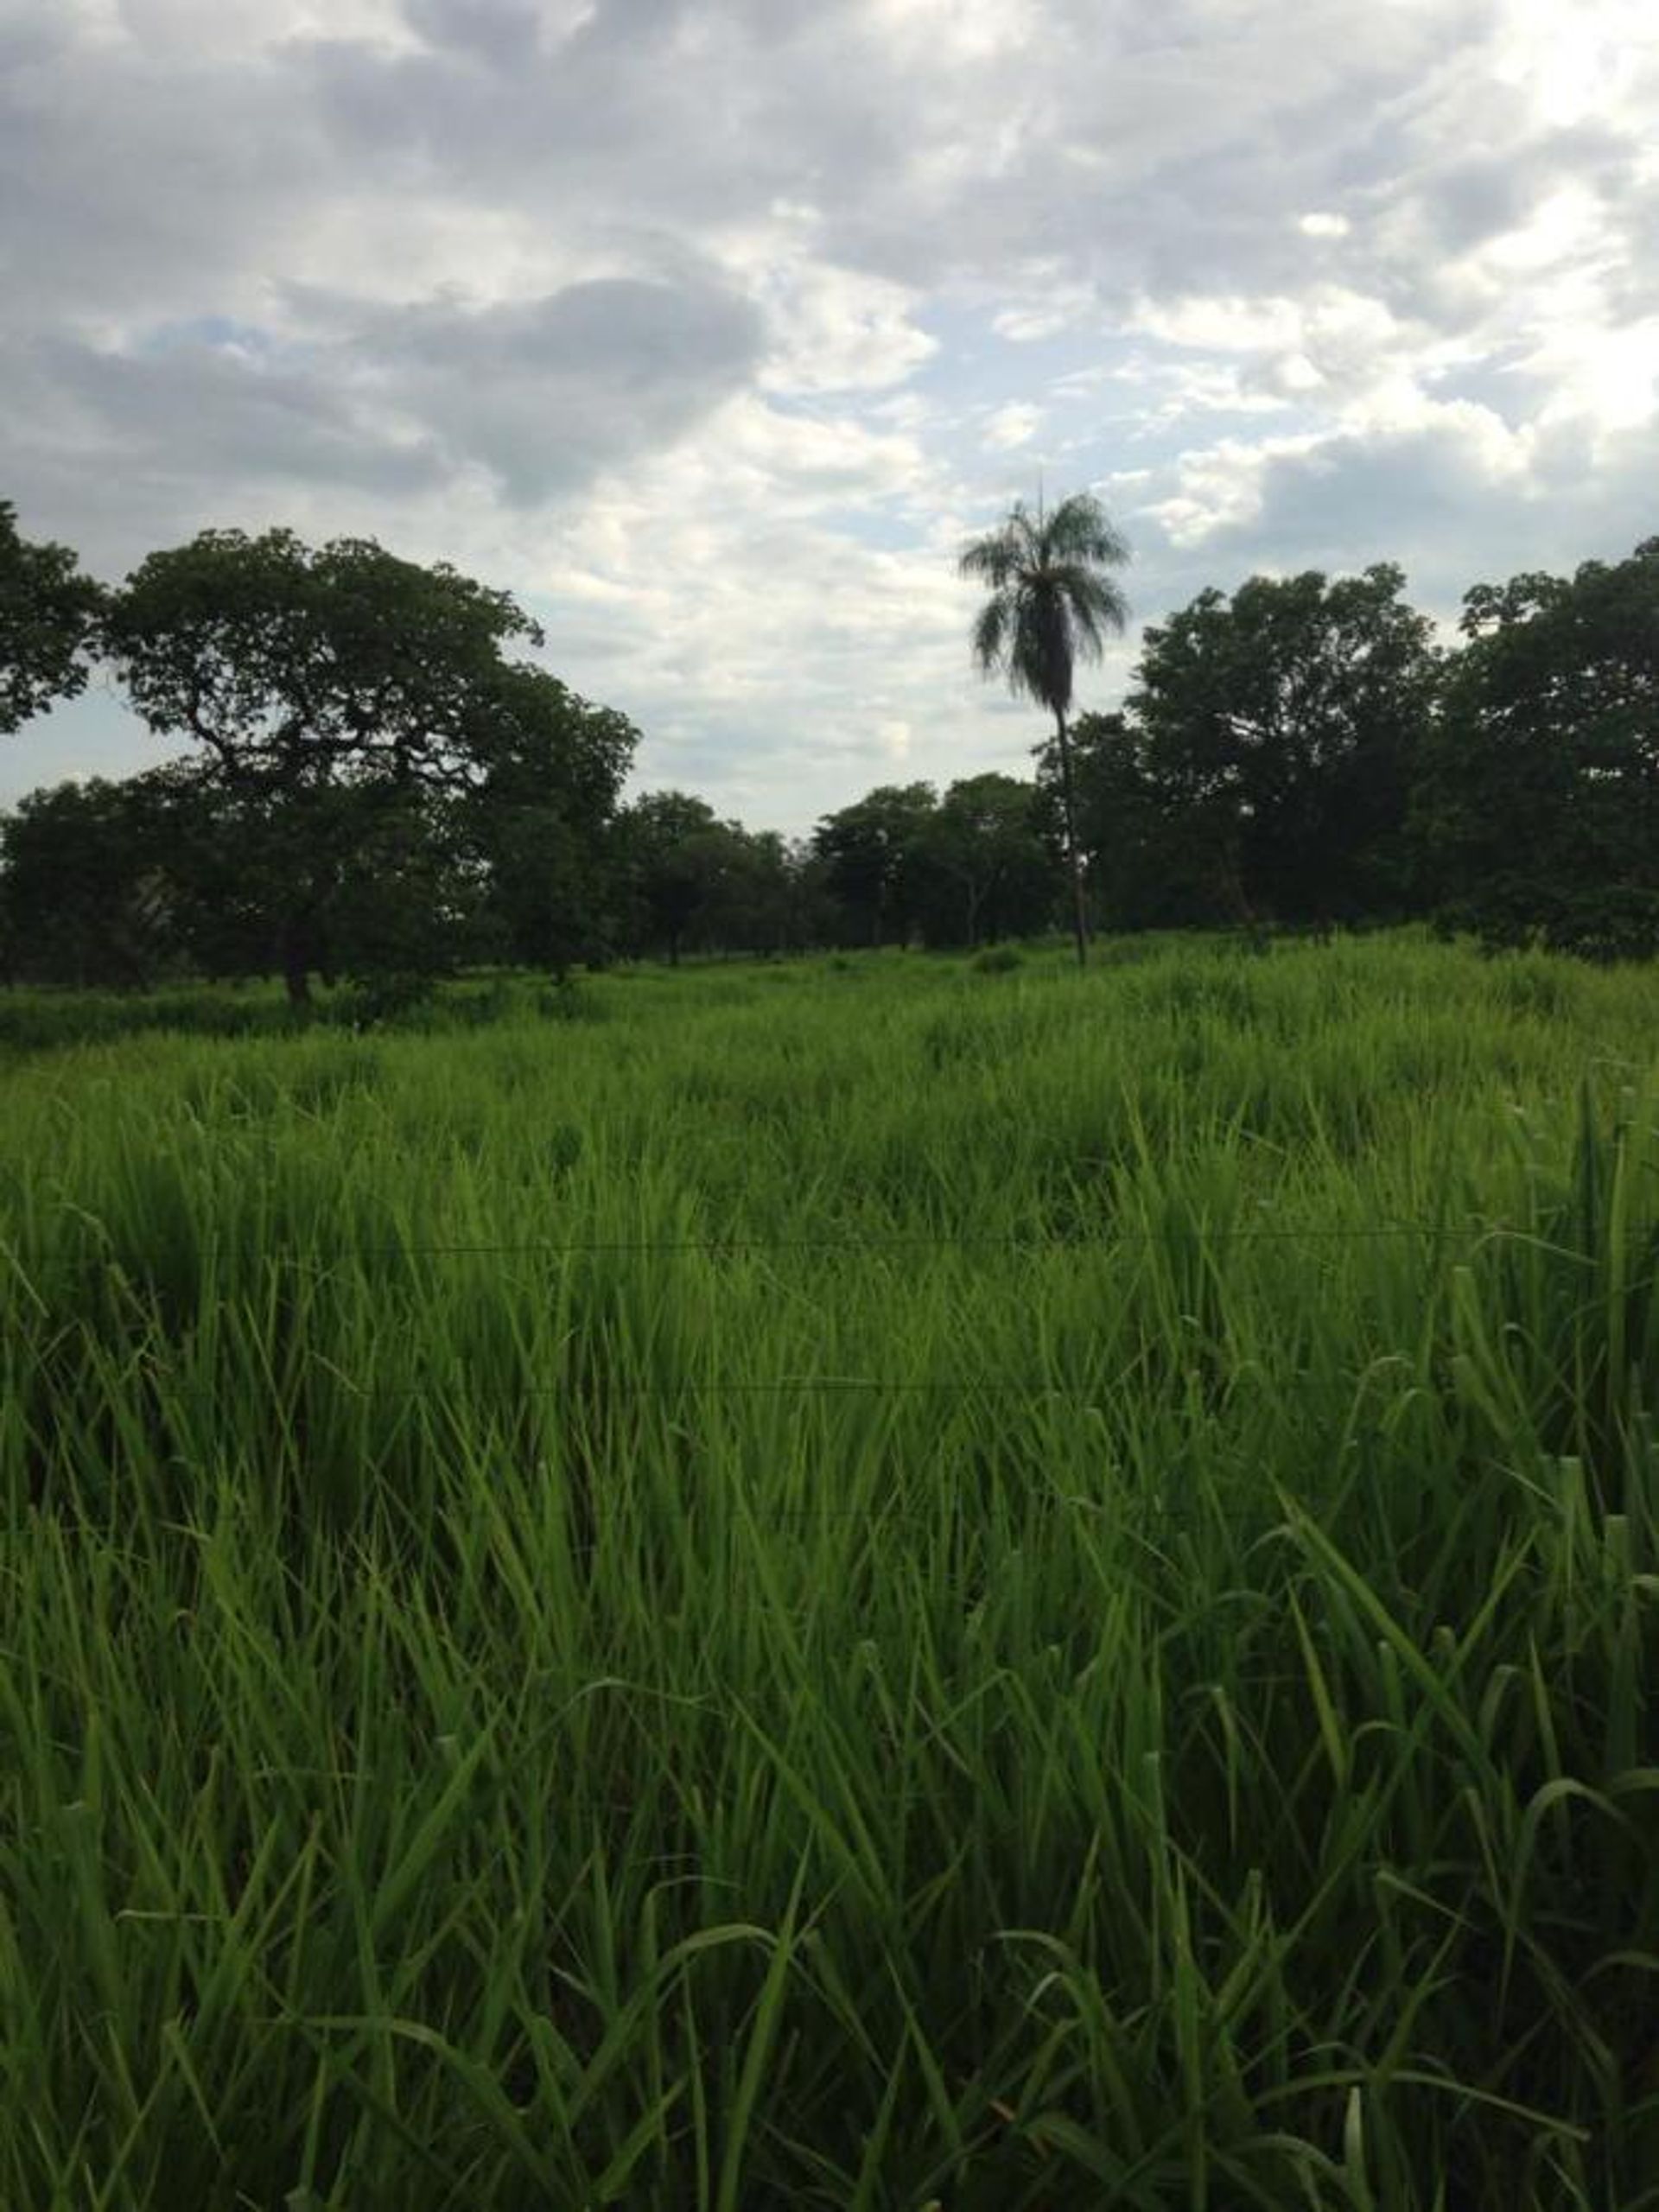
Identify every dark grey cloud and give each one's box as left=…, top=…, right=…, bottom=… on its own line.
left=35, top=334, right=439, bottom=492
left=4, top=0, right=1647, bottom=375
left=353, top=276, right=766, bottom=501
left=1167, top=411, right=1659, bottom=621
left=403, top=0, right=544, bottom=67
left=0, top=330, right=444, bottom=577
left=0, top=30, right=326, bottom=335
left=1, top=272, right=763, bottom=565
left=284, top=0, right=1478, bottom=306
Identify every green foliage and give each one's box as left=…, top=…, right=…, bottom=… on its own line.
left=1039, top=708, right=1213, bottom=929
left=2, top=938, right=1658, bottom=2206
left=915, top=772, right=1058, bottom=947
left=810, top=780, right=939, bottom=946
left=102, top=528, right=639, bottom=1001
left=460, top=664, right=638, bottom=973
left=332, top=968, right=440, bottom=1028
left=810, top=777, right=1055, bottom=951
left=970, top=941, right=1023, bottom=972
left=1121, top=563, right=1436, bottom=925
left=0, top=776, right=177, bottom=988
left=1417, top=540, right=1659, bottom=958
left=0, top=499, right=104, bottom=733
left=959, top=490, right=1130, bottom=721
left=105, top=527, right=543, bottom=766
left=622, top=791, right=743, bottom=963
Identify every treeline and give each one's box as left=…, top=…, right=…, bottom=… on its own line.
left=3, top=501, right=1656, bottom=995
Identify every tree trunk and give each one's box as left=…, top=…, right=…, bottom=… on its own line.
left=1053, top=707, right=1090, bottom=969
left=279, top=917, right=312, bottom=1007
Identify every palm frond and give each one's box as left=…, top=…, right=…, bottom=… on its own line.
left=970, top=593, right=1014, bottom=675
left=1040, top=492, right=1131, bottom=572
left=962, top=485, right=1130, bottom=718
left=1046, top=563, right=1130, bottom=661
left=958, top=527, right=1020, bottom=589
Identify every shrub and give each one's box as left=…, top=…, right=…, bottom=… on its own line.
left=971, top=944, right=1023, bottom=974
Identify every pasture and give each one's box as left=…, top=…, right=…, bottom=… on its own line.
left=2, top=933, right=1656, bottom=2209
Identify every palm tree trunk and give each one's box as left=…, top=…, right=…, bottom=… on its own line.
left=1053, top=707, right=1089, bottom=969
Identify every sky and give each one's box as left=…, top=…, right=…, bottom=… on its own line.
left=3, top=0, right=1656, bottom=831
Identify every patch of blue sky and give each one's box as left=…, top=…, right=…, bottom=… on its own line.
left=1415, top=352, right=1535, bottom=416
left=902, top=300, right=1135, bottom=401
left=899, top=302, right=1316, bottom=496
left=133, top=315, right=277, bottom=359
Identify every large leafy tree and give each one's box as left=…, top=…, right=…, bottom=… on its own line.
left=104, top=528, right=637, bottom=1001
left=1128, top=564, right=1435, bottom=925
left=0, top=501, right=105, bottom=734
left=959, top=491, right=1129, bottom=965
left=1416, top=540, right=1659, bottom=958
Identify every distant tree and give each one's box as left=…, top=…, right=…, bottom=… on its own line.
left=913, top=772, right=1057, bottom=946
left=1128, top=565, right=1435, bottom=926
left=613, top=803, right=818, bottom=961
left=0, top=778, right=174, bottom=988
left=0, top=502, right=104, bottom=734
left=1035, top=711, right=1205, bottom=931
left=461, top=664, right=637, bottom=974
left=959, top=491, right=1130, bottom=966
left=810, top=783, right=939, bottom=947
left=0, top=763, right=481, bottom=994
left=620, top=790, right=745, bottom=964
left=1415, top=540, right=1659, bottom=958
left=104, top=528, right=637, bottom=1001
left=711, top=827, right=809, bottom=956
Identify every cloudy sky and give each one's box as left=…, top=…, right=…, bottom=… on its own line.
left=3, top=0, right=1656, bottom=829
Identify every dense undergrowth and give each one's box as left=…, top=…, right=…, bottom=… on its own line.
left=2, top=934, right=1656, bottom=2208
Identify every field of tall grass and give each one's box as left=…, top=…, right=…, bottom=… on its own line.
left=3, top=933, right=1656, bottom=2209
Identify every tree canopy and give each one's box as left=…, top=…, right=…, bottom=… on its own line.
left=102, top=528, right=639, bottom=1000
left=1417, top=540, right=1659, bottom=958
left=1127, top=563, right=1435, bottom=925
left=0, top=501, right=105, bottom=734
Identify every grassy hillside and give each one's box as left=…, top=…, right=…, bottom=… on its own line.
left=3, top=935, right=1656, bottom=2209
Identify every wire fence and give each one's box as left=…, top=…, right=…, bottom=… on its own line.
left=130, top=1376, right=1292, bottom=1404
left=172, top=1217, right=1574, bottom=1260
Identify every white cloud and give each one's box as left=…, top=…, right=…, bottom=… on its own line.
left=1491, top=0, right=1654, bottom=128
left=753, top=261, right=937, bottom=396
left=982, top=403, right=1040, bottom=450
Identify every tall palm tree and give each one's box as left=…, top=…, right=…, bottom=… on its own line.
left=960, top=489, right=1129, bottom=967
